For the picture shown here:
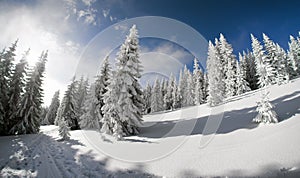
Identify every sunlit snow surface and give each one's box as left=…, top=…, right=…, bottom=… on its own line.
left=1, top=79, right=300, bottom=177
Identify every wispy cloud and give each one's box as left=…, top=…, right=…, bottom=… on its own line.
left=102, top=9, right=110, bottom=18
left=0, top=0, right=82, bottom=105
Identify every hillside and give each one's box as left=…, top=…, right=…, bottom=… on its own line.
left=1, top=78, right=300, bottom=177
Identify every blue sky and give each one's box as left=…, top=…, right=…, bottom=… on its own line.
left=0, top=0, right=299, bottom=105
left=76, top=0, right=300, bottom=52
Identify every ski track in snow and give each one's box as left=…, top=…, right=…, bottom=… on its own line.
left=0, top=126, right=158, bottom=177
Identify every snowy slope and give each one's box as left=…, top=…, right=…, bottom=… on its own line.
left=1, top=78, right=300, bottom=177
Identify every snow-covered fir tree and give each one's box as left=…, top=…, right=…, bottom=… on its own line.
left=219, top=34, right=236, bottom=98
left=151, top=78, right=163, bottom=113
left=236, top=60, right=250, bottom=95
left=251, top=34, right=274, bottom=88
left=95, top=56, right=111, bottom=117
left=287, top=35, right=300, bottom=78
left=262, top=33, right=278, bottom=84
left=101, top=25, right=144, bottom=138
left=0, top=41, right=17, bottom=135
left=10, top=51, right=47, bottom=134
left=275, top=44, right=289, bottom=84
left=177, top=69, right=184, bottom=107
left=40, top=106, right=49, bottom=125
left=181, top=66, right=194, bottom=107
left=172, top=77, right=180, bottom=109
left=7, top=49, right=29, bottom=131
left=143, top=82, right=152, bottom=114
left=58, top=118, right=70, bottom=140
left=101, top=71, right=121, bottom=136
left=76, top=76, right=89, bottom=119
left=253, top=91, right=278, bottom=124
left=79, top=84, right=101, bottom=129
left=57, top=77, right=79, bottom=130
left=202, top=73, right=209, bottom=102
left=44, top=90, right=60, bottom=125
left=240, top=50, right=258, bottom=90
left=206, top=41, right=225, bottom=106
left=163, top=73, right=175, bottom=110
left=193, top=58, right=204, bottom=105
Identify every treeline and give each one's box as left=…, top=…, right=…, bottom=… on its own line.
left=144, top=33, right=300, bottom=113
left=0, top=41, right=47, bottom=135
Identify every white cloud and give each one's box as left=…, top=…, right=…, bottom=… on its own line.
left=139, top=42, right=192, bottom=81
left=102, top=9, right=110, bottom=18
left=77, top=8, right=98, bottom=26
left=0, top=0, right=82, bottom=106
left=114, top=24, right=128, bottom=32
left=81, top=0, right=96, bottom=7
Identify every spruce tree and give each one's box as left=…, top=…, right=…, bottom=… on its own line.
left=143, top=82, right=152, bottom=114
left=275, top=44, right=289, bottom=84
left=151, top=78, right=163, bottom=113
left=101, top=72, right=122, bottom=137
left=253, top=91, right=278, bottom=124
left=206, top=41, right=225, bottom=106
left=58, top=77, right=79, bottom=130
left=163, top=73, right=175, bottom=110
left=10, top=51, right=47, bottom=134
left=219, top=34, right=236, bottom=98
left=251, top=34, right=274, bottom=88
left=76, top=76, right=89, bottom=119
left=236, top=60, right=250, bottom=95
left=193, top=58, right=204, bottom=105
left=59, top=118, right=70, bottom=140
left=7, top=49, right=29, bottom=131
left=101, top=25, right=144, bottom=137
left=0, top=41, right=17, bottom=134
left=95, top=56, right=111, bottom=117
left=79, top=84, right=101, bottom=129
left=262, top=33, right=277, bottom=84
left=239, top=51, right=256, bottom=90
left=287, top=35, right=300, bottom=78
left=44, top=90, right=60, bottom=125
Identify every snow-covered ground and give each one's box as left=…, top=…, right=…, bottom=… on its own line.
left=1, top=78, right=300, bottom=177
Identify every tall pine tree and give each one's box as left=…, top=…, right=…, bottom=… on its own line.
left=0, top=41, right=17, bottom=134
left=10, top=51, right=47, bottom=134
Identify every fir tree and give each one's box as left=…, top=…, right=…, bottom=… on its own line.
left=219, top=34, right=236, bottom=98
left=59, top=77, right=79, bottom=130
left=114, top=25, right=144, bottom=136
left=239, top=51, right=255, bottom=90
left=76, top=76, right=89, bottom=119
left=151, top=78, right=163, bottom=113
left=101, top=72, right=121, bottom=136
left=181, top=65, right=194, bottom=107
left=79, top=84, right=101, bottom=129
left=163, top=73, right=175, bottom=110
left=262, top=33, right=277, bottom=84
left=287, top=35, right=299, bottom=78
left=206, top=41, right=225, bottom=106
left=59, top=118, right=70, bottom=140
left=7, top=49, right=29, bottom=130
left=44, top=90, right=60, bottom=125
left=143, top=82, right=152, bottom=114
left=0, top=41, right=17, bottom=134
left=95, top=56, right=111, bottom=117
left=236, top=60, right=250, bottom=95
left=193, top=58, right=204, bottom=105
left=172, top=78, right=180, bottom=109
left=275, top=44, right=289, bottom=84
left=10, top=51, right=47, bottom=134
left=253, top=91, right=278, bottom=124
left=251, top=34, right=274, bottom=88
left=101, top=25, right=144, bottom=137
